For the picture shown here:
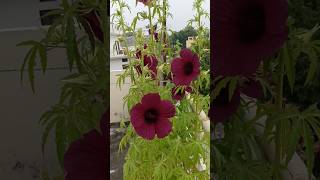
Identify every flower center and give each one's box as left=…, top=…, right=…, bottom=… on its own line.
left=183, top=62, right=194, bottom=75
left=238, top=3, right=266, bottom=43
left=213, top=88, right=230, bottom=106
left=144, top=108, right=159, bottom=124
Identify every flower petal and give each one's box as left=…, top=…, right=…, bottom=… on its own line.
left=155, top=118, right=172, bottom=138
left=171, top=58, right=184, bottom=75
left=64, top=130, right=107, bottom=180
left=130, top=103, right=146, bottom=128
left=135, top=123, right=156, bottom=140
left=159, top=100, right=176, bottom=118
left=141, top=93, right=161, bottom=107
left=211, top=0, right=288, bottom=76
left=180, top=48, right=194, bottom=59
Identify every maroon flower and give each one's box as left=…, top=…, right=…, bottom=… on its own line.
left=209, top=78, right=263, bottom=123
left=148, top=25, right=159, bottom=41
left=145, top=56, right=158, bottom=78
left=137, top=0, right=151, bottom=5
left=82, top=10, right=104, bottom=42
left=171, top=49, right=200, bottom=86
left=154, top=32, right=159, bottom=42
left=64, top=110, right=108, bottom=180
left=211, top=0, right=288, bottom=76
left=135, top=45, right=158, bottom=79
left=172, top=86, right=192, bottom=101
left=135, top=44, right=148, bottom=59
left=130, top=93, right=176, bottom=140
left=136, top=55, right=158, bottom=79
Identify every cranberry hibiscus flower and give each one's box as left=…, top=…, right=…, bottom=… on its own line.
left=171, top=49, right=200, bottom=86
left=130, top=93, right=176, bottom=140
left=64, top=110, right=108, bottom=180
left=135, top=45, right=158, bottom=79
left=211, top=0, right=288, bottom=76
left=81, top=10, right=104, bottom=42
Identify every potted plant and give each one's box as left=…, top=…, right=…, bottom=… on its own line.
left=112, top=0, right=210, bottom=179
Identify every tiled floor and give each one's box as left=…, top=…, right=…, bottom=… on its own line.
left=110, top=125, right=128, bottom=180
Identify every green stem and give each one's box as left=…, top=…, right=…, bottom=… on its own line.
left=162, top=0, right=168, bottom=86
left=148, top=4, right=155, bottom=52
left=117, top=0, right=136, bottom=85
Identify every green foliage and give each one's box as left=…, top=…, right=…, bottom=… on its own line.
left=211, top=2, right=320, bottom=179
left=112, top=0, right=210, bottom=179
left=17, top=41, right=48, bottom=93
left=17, top=0, right=109, bottom=178
left=123, top=98, right=210, bottom=180
left=284, top=0, right=320, bottom=107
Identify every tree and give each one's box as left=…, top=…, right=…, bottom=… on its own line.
left=169, top=25, right=197, bottom=48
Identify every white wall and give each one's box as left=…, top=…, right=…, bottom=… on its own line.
left=0, top=28, right=66, bottom=180
left=0, top=0, right=59, bottom=30
left=110, top=71, right=130, bottom=123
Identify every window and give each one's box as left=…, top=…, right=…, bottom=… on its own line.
left=39, top=9, right=59, bottom=26
left=114, top=41, right=122, bottom=55
left=122, top=64, right=129, bottom=70
left=122, top=58, right=128, bottom=62
left=39, top=0, right=56, bottom=2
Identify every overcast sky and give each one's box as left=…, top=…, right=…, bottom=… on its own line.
left=110, top=0, right=210, bottom=32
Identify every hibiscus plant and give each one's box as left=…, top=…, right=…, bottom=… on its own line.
left=112, top=0, right=210, bottom=179
left=17, top=0, right=109, bottom=179
left=211, top=0, right=320, bottom=179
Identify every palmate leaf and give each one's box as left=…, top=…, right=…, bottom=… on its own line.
left=281, top=42, right=295, bottom=93
left=55, top=119, right=67, bottom=170
left=19, top=47, right=34, bottom=83
left=302, top=121, right=315, bottom=179
left=285, top=118, right=302, bottom=165
left=38, top=43, right=48, bottom=74
left=27, top=47, right=37, bottom=93
left=66, top=17, right=81, bottom=72
left=17, top=41, right=49, bottom=92
left=211, top=76, right=238, bottom=100
left=304, top=47, right=319, bottom=86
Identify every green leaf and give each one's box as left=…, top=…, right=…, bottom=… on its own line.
left=66, top=18, right=76, bottom=71
left=305, top=48, right=318, bottom=86
left=20, top=48, right=33, bottom=83
left=17, top=40, right=40, bottom=47
left=28, top=47, right=38, bottom=93
left=302, top=122, right=315, bottom=178
left=65, top=18, right=81, bottom=72
left=55, top=119, right=66, bottom=170
left=228, top=78, right=238, bottom=101
left=61, top=74, right=89, bottom=84
left=285, top=119, right=301, bottom=165
left=212, top=76, right=233, bottom=99
left=41, top=118, right=58, bottom=156
left=38, top=44, right=48, bottom=74
left=281, top=43, right=295, bottom=93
